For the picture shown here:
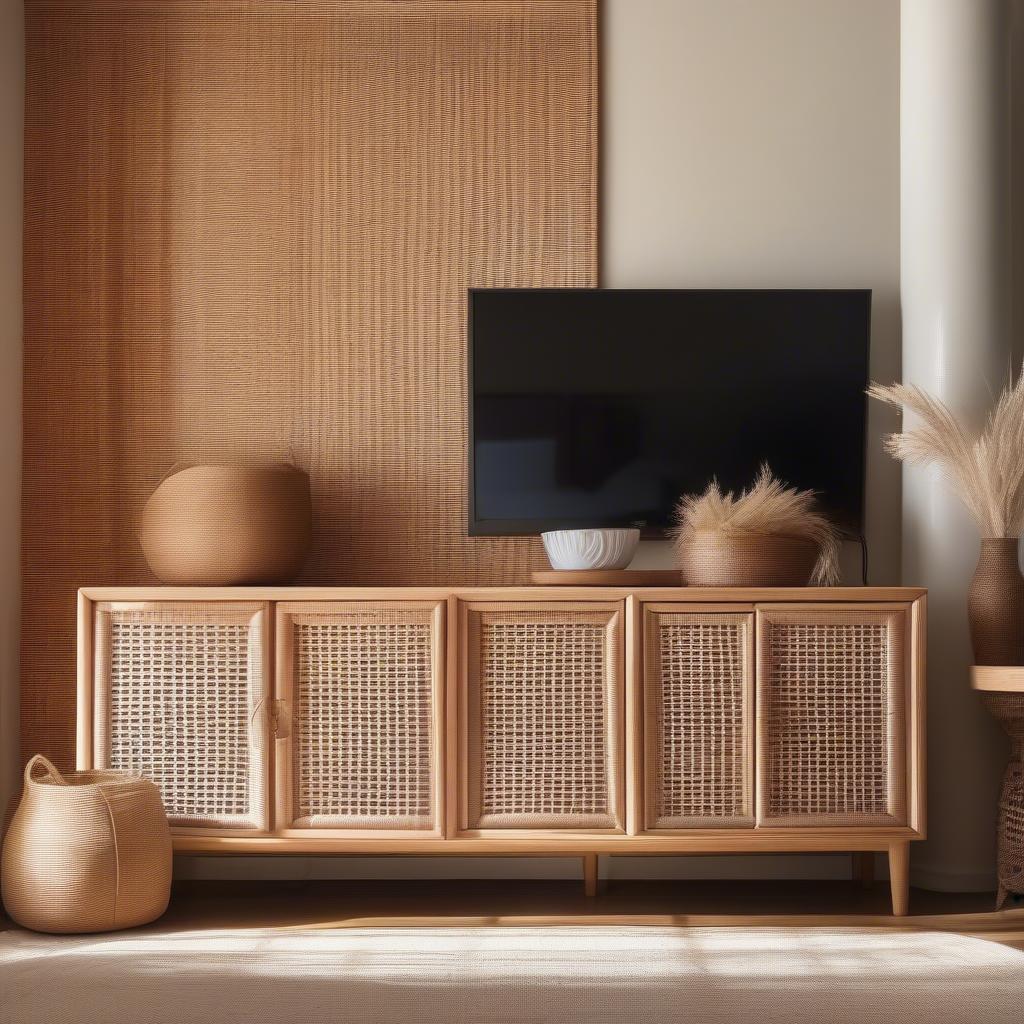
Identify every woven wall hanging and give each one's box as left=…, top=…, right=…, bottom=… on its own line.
left=22, top=0, right=598, bottom=767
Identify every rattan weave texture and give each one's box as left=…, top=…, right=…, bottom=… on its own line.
left=757, top=609, right=906, bottom=827
left=646, top=613, right=753, bottom=828
left=980, top=692, right=1024, bottom=906
left=22, top=0, right=598, bottom=768
left=293, top=613, right=435, bottom=828
left=95, top=604, right=267, bottom=830
left=468, top=608, right=621, bottom=829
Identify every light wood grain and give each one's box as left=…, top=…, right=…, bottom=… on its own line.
left=445, top=595, right=460, bottom=839
left=77, top=586, right=927, bottom=916
left=641, top=605, right=755, bottom=830
left=889, top=841, right=910, bottom=917
left=75, top=592, right=93, bottom=772
left=457, top=599, right=625, bottom=832
left=78, top=586, right=928, bottom=603
left=755, top=604, right=910, bottom=829
left=624, top=595, right=643, bottom=836
left=910, top=594, right=928, bottom=836
left=274, top=601, right=446, bottom=837
left=171, top=827, right=921, bottom=856
left=970, top=665, right=1024, bottom=692
left=91, top=601, right=272, bottom=834
left=531, top=570, right=682, bottom=586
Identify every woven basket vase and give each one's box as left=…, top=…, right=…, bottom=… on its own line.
left=679, top=532, right=819, bottom=587
left=968, top=537, right=1024, bottom=666
left=139, top=462, right=312, bottom=585
left=1, top=756, right=172, bottom=934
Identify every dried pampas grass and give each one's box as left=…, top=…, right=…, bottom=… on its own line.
left=671, top=466, right=842, bottom=585
left=869, top=372, right=1024, bottom=538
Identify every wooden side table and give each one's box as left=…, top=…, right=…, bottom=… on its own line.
left=971, top=666, right=1024, bottom=907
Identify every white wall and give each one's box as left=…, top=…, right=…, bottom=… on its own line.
left=0, top=0, right=23, bottom=813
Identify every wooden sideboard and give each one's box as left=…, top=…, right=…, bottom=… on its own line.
left=76, top=586, right=926, bottom=914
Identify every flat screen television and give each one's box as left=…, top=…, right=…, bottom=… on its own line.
left=469, top=288, right=870, bottom=537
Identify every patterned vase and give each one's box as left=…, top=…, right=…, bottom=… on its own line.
left=968, top=537, right=1024, bottom=666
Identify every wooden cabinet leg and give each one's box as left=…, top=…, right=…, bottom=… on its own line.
left=583, top=854, right=598, bottom=898
left=853, top=851, right=875, bottom=888
left=888, top=842, right=910, bottom=917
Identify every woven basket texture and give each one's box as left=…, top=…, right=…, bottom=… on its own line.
left=138, top=463, right=312, bottom=584
left=981, top=692, right=1024, bottom=906
left=21, top=0, right=598, bottom=767
left=757, top=609, right=906, bottom=827
left=646, top=612, right=753, bottom=828
left=679, top=533, right=818, bottom=587
left=467, top=606, right=621, bottom=829
left=968, top=538, right=1024, bottom=666
left=1, top=755, right=172, bottom=934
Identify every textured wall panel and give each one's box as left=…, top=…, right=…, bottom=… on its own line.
left=23, top=1, right=598, bottom=767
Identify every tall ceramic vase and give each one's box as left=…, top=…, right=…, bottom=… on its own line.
left=968, top=537, right=1024, bottom=666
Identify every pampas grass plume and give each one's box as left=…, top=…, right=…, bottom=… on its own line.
left=869, top=373, right=1024, bottom=538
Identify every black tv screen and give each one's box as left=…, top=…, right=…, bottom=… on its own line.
left=468, top=288, right=870, bottom=537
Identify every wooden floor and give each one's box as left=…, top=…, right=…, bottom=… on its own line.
left=48, top=878, right=1014, bottom=951
left=4, top=877, right=1024, bottom=951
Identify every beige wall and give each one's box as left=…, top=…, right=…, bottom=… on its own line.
left=1, top=0, right=23, bottom=811
left=610, top=0, right=901, bottom=586
left=603, top=0, right=899, bottom=882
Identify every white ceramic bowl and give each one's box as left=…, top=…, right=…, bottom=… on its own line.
left=541, top=528, right=640, bottom=571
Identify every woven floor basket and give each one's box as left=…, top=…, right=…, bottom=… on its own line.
left=679, top=532, right=819, bottom=587
left=1, top=755, right=172, bottom=933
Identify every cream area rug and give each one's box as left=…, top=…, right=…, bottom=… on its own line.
left=2, top=926, right=1022, bottom=1023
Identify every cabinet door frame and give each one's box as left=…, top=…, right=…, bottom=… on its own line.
left=87, top=599, right=272, bottom=836
left=755, top=602, right=912, bottom=829
left=638, top=602, right=756, bottom=833
left=274, top=600, right=446, bottom=839
left=456, top=599, right=626, bottom=837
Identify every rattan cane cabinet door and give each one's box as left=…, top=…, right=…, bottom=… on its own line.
left=459, top=601, right=624, bottom=833
left=756, top=605, right=909, bottom=827
left=276, top=601, right=445, bottom=835
left=642, top=606, right=755, bottom=830
left=92, top=602, right=270, bottom=832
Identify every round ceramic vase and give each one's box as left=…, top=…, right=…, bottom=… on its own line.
left=139, top=462, right=312, bottom=585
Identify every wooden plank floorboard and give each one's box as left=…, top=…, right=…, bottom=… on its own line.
left=152, top=880, right=1024, bottom=946
left=5, top=880, right=1024, bottom=950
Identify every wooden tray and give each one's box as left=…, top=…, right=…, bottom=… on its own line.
left=530, top=569, right=683, bottom=586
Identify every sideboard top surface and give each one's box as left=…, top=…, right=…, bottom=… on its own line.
left=79, top=585, right=926, bottom=602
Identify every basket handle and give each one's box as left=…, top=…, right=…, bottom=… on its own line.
left=24, top=754, right=68, bottom=786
